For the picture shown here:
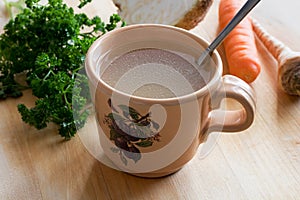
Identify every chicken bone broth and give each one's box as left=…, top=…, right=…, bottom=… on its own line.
left=100, top=48, right=212, bottom=98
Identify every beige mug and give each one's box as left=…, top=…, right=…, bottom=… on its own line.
left=85, top=24, right=256, bottom=178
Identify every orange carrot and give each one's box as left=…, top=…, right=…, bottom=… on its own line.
left=219, top=0, right=261, bottom=83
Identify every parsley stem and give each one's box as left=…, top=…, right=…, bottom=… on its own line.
left=3, top=0, right=13, bottom=18
left=43, top=70, right=55, bottom=81
left=3, top=0, right=25, bottom=18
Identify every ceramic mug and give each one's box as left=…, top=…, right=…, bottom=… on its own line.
left=85, top=24, right=256, bottom=177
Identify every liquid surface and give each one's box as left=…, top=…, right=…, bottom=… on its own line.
left=101, top=48, right=208, bottom=98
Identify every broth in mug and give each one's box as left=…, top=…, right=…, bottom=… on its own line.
left=101, top=48, right=209, bottom=98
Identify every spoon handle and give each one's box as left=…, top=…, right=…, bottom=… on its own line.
left=208, top=0, right=261, bottom=53
left=198, top=0, right=261, bottom=65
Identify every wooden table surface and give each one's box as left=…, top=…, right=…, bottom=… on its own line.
left=1, top=0, right=300, bottom=199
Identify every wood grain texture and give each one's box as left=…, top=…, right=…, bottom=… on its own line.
left=0, top=0, right=299, bottom=199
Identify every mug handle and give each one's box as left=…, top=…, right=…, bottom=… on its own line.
left=207, top=75, right=256, bottom=133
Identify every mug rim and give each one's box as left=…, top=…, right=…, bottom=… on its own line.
left=85, top=24, right=223, bottom=105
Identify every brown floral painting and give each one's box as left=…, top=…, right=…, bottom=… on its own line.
left=104, top=99, right=161, bottom=166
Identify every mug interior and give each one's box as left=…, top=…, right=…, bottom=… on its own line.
left=85, top=24, right=222, bottom=104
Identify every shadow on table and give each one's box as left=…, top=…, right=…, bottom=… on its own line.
left=80, top=161, right=181, bottom=200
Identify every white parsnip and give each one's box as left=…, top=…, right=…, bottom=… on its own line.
left=251, top=18, right=300, bottom=96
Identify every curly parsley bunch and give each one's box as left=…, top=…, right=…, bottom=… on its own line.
left=0, top=0, right=125, bottom=139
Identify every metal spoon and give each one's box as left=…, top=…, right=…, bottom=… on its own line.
left=197, top=0, right=261, bottom=65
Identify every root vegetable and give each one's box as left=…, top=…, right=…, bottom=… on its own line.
left=113, top=0, right=213, bottom=30
left=218, top=0, right=261, bottom=83
left=252, top=18, right=300, bottom=96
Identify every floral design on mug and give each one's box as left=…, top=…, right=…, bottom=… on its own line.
left=104, top=99, right=161, bottom=166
